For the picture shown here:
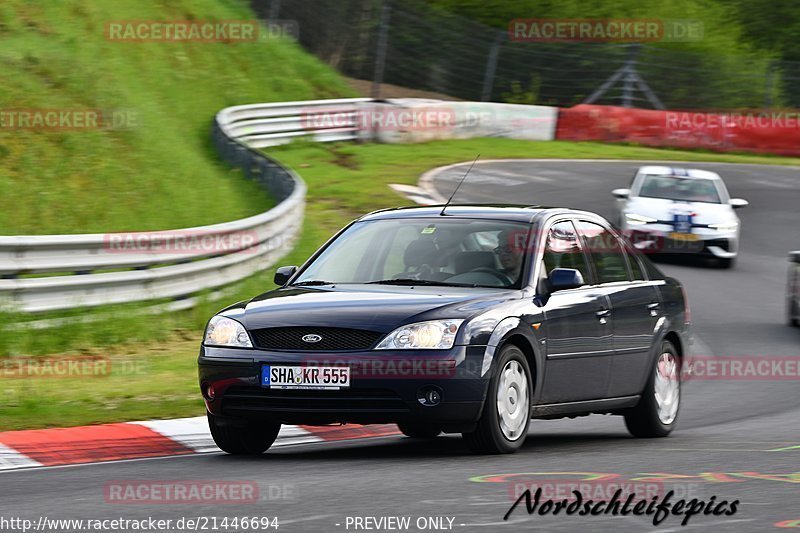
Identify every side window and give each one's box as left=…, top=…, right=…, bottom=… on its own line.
left=576, top=221, right=631, bottom=284
left=628, top=248, right=645, bottom=281
left=541, top=221, right=591, bottom=284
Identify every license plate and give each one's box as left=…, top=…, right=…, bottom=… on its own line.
left=672, top=212, right=693, bottom=234
left=261, top=365, right=350, bottom=390
left=669, top=232, right=699, bottom=242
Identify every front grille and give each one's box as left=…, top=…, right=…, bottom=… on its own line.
left=223, top=386, right=408, bottom=413
left=249, top=326, right=384, bottom=351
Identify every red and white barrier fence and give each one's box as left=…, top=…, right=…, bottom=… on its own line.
left=556, top=104, right=800, bottom=157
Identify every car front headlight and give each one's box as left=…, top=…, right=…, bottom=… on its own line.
left=625, top=213, right=658, bottom=225
left=708, top=222, right=739, bottom=232
left=204, top=315, right=253, bottom=348
left=375, top=319, right=464, bottom=350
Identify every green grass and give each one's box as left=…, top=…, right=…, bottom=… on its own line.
left=0, top=0, right=354, bottom=234
left=0, top=336, right=202, bottom=430
left=3, top=137, right=800, bottom=429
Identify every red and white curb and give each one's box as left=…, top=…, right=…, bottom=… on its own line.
left=0, top=417, right=400, bottom=471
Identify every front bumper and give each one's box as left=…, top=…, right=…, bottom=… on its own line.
left=198, top=344, right=489, bottom=431
left=626, top=226, right=738, bottom=258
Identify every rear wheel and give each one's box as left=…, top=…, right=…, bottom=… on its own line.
left=208, top=413, right=281, bottom=455
left=463, top=345, right=531, bottom=454
left=397, top=422, right=441, bottom=439
left=624, top=340, right=680, bottom=438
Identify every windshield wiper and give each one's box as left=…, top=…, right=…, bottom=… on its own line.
left=366, top=278, right=477, bottom=287
left=290, top=280, right=336, bottom=286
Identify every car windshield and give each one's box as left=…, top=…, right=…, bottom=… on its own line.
left=638, top=175, right=721, bottom=203
left=293, top=218, right=532, bottom=289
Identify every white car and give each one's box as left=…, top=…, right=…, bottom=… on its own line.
left=612, top=166, right=748, bottom=268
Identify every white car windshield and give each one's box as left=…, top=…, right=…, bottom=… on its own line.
left=638, top=175, right=721, bottom=203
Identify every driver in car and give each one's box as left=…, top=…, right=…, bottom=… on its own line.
left=495, top=229, right=525, bottom=282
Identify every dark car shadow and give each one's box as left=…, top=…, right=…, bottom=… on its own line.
left=205, top=430, right=638, bottom=463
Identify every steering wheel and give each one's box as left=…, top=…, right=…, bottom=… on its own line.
left=468, top=267, right=514, bottom=285
left=401, top=264, right=434, bottom=279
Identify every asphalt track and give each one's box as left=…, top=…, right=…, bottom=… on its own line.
left=3, top=160, right=799, bottom=532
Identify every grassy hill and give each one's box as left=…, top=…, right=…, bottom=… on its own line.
left=0, top=0, right=354, bottom=234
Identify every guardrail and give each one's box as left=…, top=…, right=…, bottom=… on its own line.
left=1, top=96, right=558, bottom=314
left=217, top=97, right=371, bottom=148
left=0, top=98, right=369, bottom=314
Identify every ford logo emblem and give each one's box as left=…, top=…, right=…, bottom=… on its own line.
left=302, top=334, right=322, bottom=343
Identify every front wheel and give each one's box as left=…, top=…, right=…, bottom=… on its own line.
left=624, top=340, right=681, bottom=438
left=208, top=413, right=281, bottom=455
left=463, top=345, right=531, bottom=454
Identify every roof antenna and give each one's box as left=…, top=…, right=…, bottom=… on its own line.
left=440, top=154, right=480, bottom=216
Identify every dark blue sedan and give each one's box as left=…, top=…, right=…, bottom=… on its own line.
left=199, top=205, right=690, bottom=454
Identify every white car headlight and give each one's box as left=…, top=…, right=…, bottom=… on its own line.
left=625, top=213, right=658, bottom=225
left=708, top=222, right=738, bottom=232
left=375, top=319, right=464, bottom=350
left=204, top=315, right=253, bottom=348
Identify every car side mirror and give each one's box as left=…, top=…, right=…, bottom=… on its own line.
left=274, top=265, right=298, bottom=286
left=730, top=198, right=749, bottom=209
left=790, top=251, right=800, bottom=264
left=612, top=188, right=630, bottom=199
left=549, top=268, right=585, bottom=291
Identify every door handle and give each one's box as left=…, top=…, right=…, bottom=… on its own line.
left=596, top=308, right=611, bottom=317
left=647, top=302, right=660, bottom=316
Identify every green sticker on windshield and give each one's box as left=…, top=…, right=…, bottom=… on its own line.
left=421, top=226, right=436, bottom=234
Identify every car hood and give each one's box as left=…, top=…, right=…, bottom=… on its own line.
left=626, top=197, right=737, bottom=224
left=229, top=285, right=519, bottom=332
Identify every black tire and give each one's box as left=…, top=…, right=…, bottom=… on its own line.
left=463, top=344, right=532, bottom=454
left=207, top=413, right=281, bottom=455
left=397, top=422, right=441, bottom=439
left=624, top=340, right=681, bottom=438
left=788, top=298, right=799, bottom=327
